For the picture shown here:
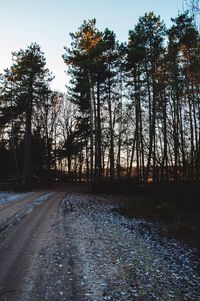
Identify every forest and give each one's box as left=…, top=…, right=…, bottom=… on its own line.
left=1, top=1, right=200, bottom=300
left=0, top=9, right=200, bottom=189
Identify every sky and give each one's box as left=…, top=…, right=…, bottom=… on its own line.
left=0, top=0, right=184, bottom=92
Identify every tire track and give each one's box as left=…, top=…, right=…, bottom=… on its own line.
left=0, top=192, right=65, bottom=301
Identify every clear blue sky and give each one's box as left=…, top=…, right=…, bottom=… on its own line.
left=0, top=0, right=183, bottom=92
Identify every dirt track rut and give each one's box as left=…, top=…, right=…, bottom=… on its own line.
left=0, top=192, right=65, bottom=301
left=0, top=191, right=45, bottom=221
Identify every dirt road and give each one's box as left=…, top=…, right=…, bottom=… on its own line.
left=0, top=189, right=199, bottom=301
left=0, top=191, right=44, bottom=221
left=0, top=191, right=66, bottom=301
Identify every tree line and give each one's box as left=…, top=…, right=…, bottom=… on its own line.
left=0, top=10, right=200, bottom=188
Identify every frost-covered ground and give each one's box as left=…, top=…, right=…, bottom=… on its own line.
left=0, top=191, right=33, bottom=207
left=19, top=192, right=54, bottom=217
left=63, top=193, right=200, bottom=301
left=0, top=192, right=54, bottom=232
left=28, top=192, right=54, bottom=208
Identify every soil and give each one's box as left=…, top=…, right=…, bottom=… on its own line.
left=0, top=185, right=199, bottom=301
left=0, top=191, right=45, bottom=221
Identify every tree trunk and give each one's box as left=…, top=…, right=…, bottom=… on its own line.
left=23, top=104, right=32, bottom=189
left=108, top=76, right=115, bottom=180
left=88, top=72, right=94, bottom=184
left=96, top=81, right=102, bottom=180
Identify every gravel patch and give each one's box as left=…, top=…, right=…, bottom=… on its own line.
left=63, top=193, right=200, bottom=301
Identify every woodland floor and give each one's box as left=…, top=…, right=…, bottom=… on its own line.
left=0, top=184, right=199, bottom=301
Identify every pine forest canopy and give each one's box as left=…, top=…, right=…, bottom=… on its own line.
left=0, top=10, right=200, bottom=188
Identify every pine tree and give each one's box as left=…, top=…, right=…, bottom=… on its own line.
left=2, top=43, right=52, bottom=188
left=127, top=12, right=166, bottom=182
